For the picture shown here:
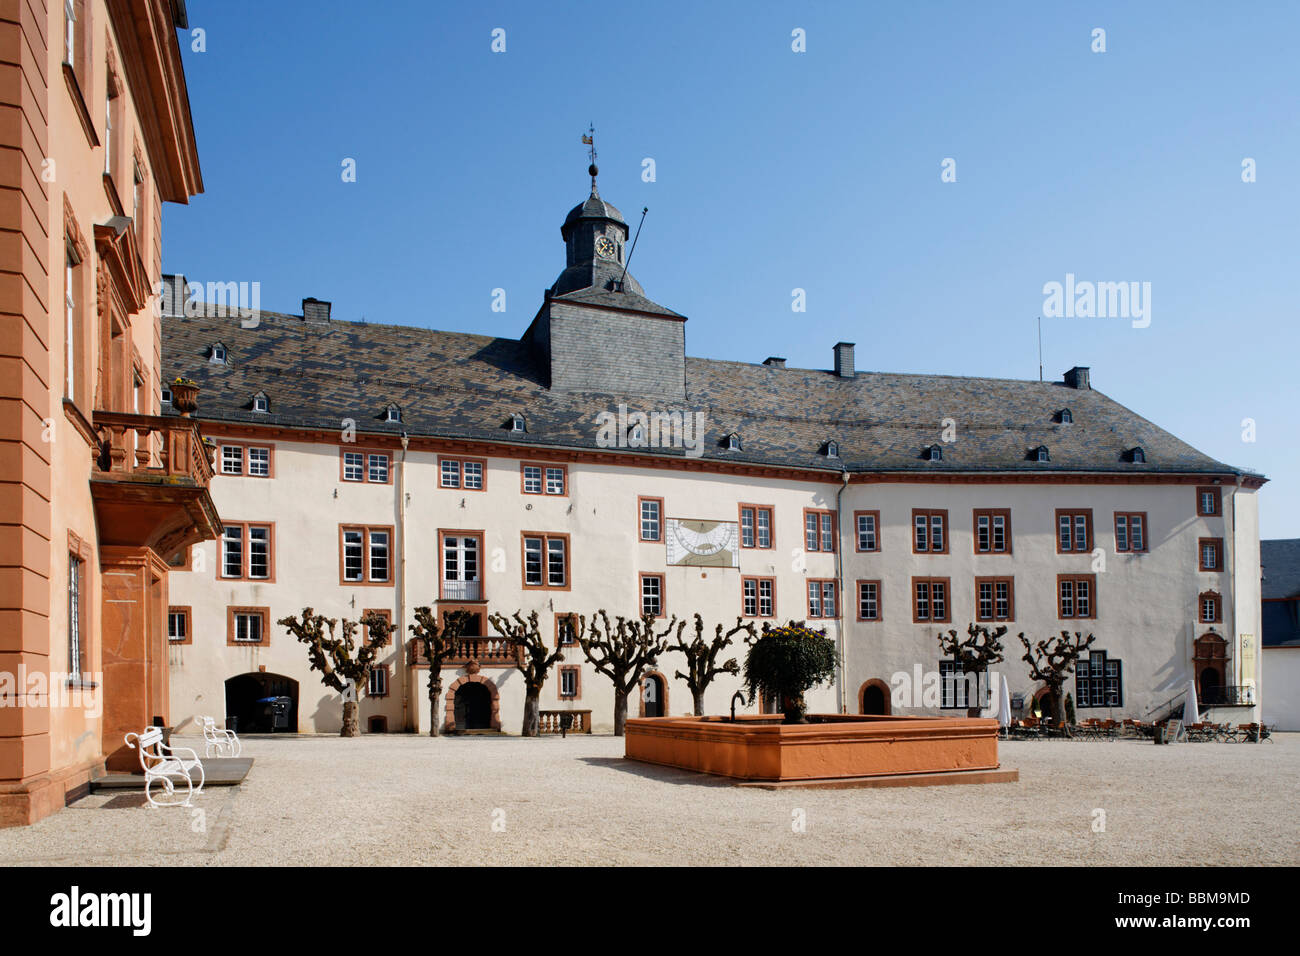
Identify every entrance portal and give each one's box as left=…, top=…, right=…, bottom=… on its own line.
left=455, top=682, right=492, bottom=731
left=860, top=681, right=890, bottom=715
left=224, top=673, right=299, bottom=733
left=643, top=674, right=666, bottom=717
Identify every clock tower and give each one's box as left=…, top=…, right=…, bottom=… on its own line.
left=524, top=160, right=687, bottom=399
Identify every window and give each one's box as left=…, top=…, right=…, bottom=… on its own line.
left=639, top=497, right=664, bottom=542
left=742, top=577, right=775, bottom=618
left=522, top=462, right=566, bottom=495
left=558, top=666, right=580, bottom=700
left=739, top=504, right=774, bottom=549
left=220, top=522, right=274, bottom=581
left=640, top=573, right=665, bottom=617
left=912, top=577, right=950, bottom=623
left=219, top=443, right=273, bottom=478
left=340, top=525, right=393, bottom=585
left=803, top=509, right=836, bottom=553
left=1059, top=409, right=1073, bottom=424
left=1199, top=538, right=1223, bottom=572
left=440, top=531, right=483, bottom=601
left=522, top=533, right=570, bottom=590
left=912, top=509, right=948, bottom=554
left=973, top=509, right=1011, bottom=554
left=1130, top=447, right=1146, bottom=464
left=439, top=457, right=486, bottom=491
left=726, top=433, right=742, bottom=451
left=1114, top=512, right=1147, bottom=553
left=1056, top=509, right=1093, bottom=553
left=806, top=579, right=837, bottom=619
left=1197, top=486, right=1221, bottom=517
left=227, top=607, right=270, bottom=646
left=927, top=445, right=943, bottom=462
left=210, top=343, right=227, bottom=363
left=1199, top=591, right=1221, bottom=624
left=1076, top=652, right=1122, bottom=708
left=339, top=448, right=390, bottom=483
left=975, top=577, right=1015, bottom=622
left=64, top=0, right=76, bottom=65
left=167, top=606, right=191, bottom=644
left=385, top=405, right=401, bottom=423
left=857, top=580, right=881, bottom=621
left=940, top=661, right=987, bottom=710
left=68, top=553, right=84, bottom=680
left=367, top=666, right=389, bottom=698
left=854, top=511, right=880, bottom=552
left=824, top=440, right=839, bottom=458
left=1035, top=446, right=1050, bottom=463
left=555, top=614, right=579, bottom=647
left=510, top=414, right=526, bottom=433
left=1058, top=574, right=1096, bottom=619
left=252, top=393, right=269, bottom=413
left=64, top=244, right=84, bottom=403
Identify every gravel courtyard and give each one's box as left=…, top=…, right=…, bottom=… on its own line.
left=3, top=732, right=1296, bottom=867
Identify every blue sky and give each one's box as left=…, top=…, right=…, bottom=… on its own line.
left=165, top=1, right=1298, bottom=537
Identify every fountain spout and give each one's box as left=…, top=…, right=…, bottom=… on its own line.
left=730, top=691, right=747, bottom=723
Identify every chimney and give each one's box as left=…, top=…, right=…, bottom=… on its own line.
left=762, top=356, right=787, bottom=369
left=1064, top=366, right=1091, bottom=390
left=833, top=342, right=855, bottom=378
left=302, top=297, right=332, bottom=325
left=160, top=274, right=187, bottom=317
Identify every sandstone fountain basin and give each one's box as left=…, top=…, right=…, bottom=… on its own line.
left=624, top=713, right=1017, bottom=787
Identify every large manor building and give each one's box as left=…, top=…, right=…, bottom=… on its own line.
left=160, top=168, right=1266, bottom=738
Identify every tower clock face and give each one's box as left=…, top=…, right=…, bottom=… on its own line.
left=594, top=236, right=617, bottom=260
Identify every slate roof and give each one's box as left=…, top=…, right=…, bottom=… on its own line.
left=161, top=306, right=1255, bottom=480
left=1262, top=539, right=1300, bottom=601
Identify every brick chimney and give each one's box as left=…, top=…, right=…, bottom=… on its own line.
left=833, top=342, right=855, bottom=378
left=762, top=356, right=787, bottom=369
left=302, top=297, right=332, bottom=324
left=1064, top=366, right=1091, bottom=390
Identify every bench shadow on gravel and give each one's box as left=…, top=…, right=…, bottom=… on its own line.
left=579, top=756, right=735, bottom=788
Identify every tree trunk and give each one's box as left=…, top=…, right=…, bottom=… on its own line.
left=427, top=677, right=443, bottom=737
left=521, top=691, right=540, bottom=737
left=1051, top=684, right=1071, bottom=736
left=340, top=699, right=359, bottom=737
left=613, top=690, right=628, bottom=736
left=692, top=688, right=706, bottom=716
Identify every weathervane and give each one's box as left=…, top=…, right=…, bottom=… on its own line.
left=582, top=124, right=598, bottom=194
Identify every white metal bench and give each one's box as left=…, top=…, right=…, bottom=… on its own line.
left=199, top=715, right=241, bottom=758
left=124, top=727, right=205, bottom=808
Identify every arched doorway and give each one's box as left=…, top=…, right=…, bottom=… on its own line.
left=444, top=675, right=501, bottom=733
left=1194, top=634, right=1229, bottom=705
left=224, top=673, right=299, bottom=733
left=858, top=679, right=891, bottom=715
left=640, top=672, right=668, bottom=717
left=1033, top=686, right=1057, bottom=720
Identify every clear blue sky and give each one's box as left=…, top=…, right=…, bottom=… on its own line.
left=164, top=1, right=1298, bottom=537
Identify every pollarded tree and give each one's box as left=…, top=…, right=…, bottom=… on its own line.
left=489, top=609, right=570, bottom=737
left=937, top=623, right=1013, bottom=717
left=1019, top=630, right=1096, bottom=734
left=579, top=611, right=680, bottom=735
left=279, top=607, right=394, bottom=737
left=409, top=606, right=473, bottom=737
left=668, top=614, right=756, bottom=716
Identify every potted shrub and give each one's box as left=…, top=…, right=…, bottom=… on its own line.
left=743, top=622, right=839, bottom=724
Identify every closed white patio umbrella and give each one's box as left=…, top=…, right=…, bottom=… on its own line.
left=1183, top=678, right=1199, bottom=731
left=998, top=674, right=1012, bottom=729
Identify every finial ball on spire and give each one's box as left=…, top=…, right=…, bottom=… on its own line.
left=588, top=163, right=598, bottom=178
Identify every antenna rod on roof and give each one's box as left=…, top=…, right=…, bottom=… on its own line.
left=1037, top=316, right=1043, bottom=382
left=619, top=207, right=648, bottom=290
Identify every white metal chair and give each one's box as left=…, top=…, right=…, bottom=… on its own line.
left=124, top=727, right=205, bottom=808
left=199, top=715, right=241, bottom=758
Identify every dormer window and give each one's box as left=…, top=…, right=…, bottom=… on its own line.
left=1059, top=409, right=1073, bottom=425
left=726, top=433, right=742, bottom=452
left=628, top=423, right=645, bottom=443
left=161, top=386, right=173, bottom=405
left=1035, top=446, right=1050, bottom=463
left=509, top=414, right=526, bottom=433
left=927, top=445, right=943, bottom=462
left=385, top=404, right=401, bottom=424
left=824, top=440, right=839, bottom=458
left=1129, top=447, right=1146, bottom=464
left=209, top=343, right=227, bottom=364
left=252, top=392, right=269, bottom=414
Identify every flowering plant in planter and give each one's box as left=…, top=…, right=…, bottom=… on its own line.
left=169, top=377, right=200, bottom=416
left=742, top=621, right=839, bottom=723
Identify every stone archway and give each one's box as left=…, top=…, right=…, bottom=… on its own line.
left=639, top=670, right=669, bottom=717
left=858, top=679, right=891, bottom=716
left=444, top=674, right=501, bottom=734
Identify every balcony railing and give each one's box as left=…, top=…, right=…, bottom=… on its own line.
left=1200, top=685, right=1256, bottom=707
left=441, top=578, right=482, bottom=602
left=409, top=636, right=521, bottom=667
left=539, top=710, right=592, bottom=735
left=93, top=411, right=214, bottom=487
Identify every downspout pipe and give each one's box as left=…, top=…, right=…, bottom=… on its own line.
left=835, top=470, right=850, bottom=714
left=398, top=432, right=410, bottom=731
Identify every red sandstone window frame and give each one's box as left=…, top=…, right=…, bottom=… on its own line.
left=640, top=572, right=666, bottom=618
left=1057, top=573, right=1097, bottom=619
left=803, top=508, right=837, bottom=553
left=972, top=508, right=1012, bottom=554
left=639, top=496, right=665, bottom=542
left=856, top=579, right=882, bottom=622
left=338, top=447, right=392, bottom=484
left=741, top=576, right=776, bottom=618
left=226, top=606, right=270, bottom=647
left=521, top=532, right=571, bottom=591
left=1055, top=509, right=1094, bottom=554
left=853, top=510, right=881, bottom=553
left=739, top=503, right=775, bottom=550
left=438, top=456, right=487, bottom=491
left=911, top=509, right=949, bottom=554
left=806, top=579, right=837, bottom=619
left=1198, top=591, right=1222, bottom=624
left=338, top=524, right=395, bottom=586
left=1199, top=537, right=1223, bottom=572
left=911, top=577, right=951, bottom=623
left=219, top=442, right=275, bottom=478
left=1197, top=486, right=1221, bottom=517
left=167, top=606, right=192, bottom=645
left=219, top=521, right=276, bottom=582
left=520, top=462, right=567, bottom=496
left=974, top=576, right=1016, bottom=622
left=1114, top=512, right=1148, bottom=553
left=558, top=665, right=582, bottom=700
